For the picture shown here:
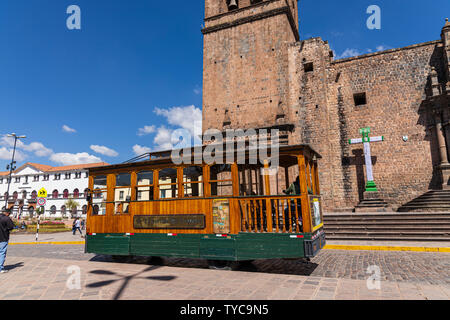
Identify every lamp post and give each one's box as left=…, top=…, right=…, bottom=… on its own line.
left=3, top=133, right=26, bottom=213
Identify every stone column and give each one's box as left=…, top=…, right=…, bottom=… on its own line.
left=435, top=111, right=450, bottom=189
left=436, top=119, right=449, bottom=164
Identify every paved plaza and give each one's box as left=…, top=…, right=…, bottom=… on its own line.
left=0, top=232, right=449, bottom=300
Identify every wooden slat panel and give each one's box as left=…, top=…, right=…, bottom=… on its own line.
left=294, top=198, right=300, bottom=233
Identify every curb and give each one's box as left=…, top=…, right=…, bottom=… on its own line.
left=323, top=244, right=450, bottom=253
left=9, top=241, right=85, bottom=245
left=8, top=242, right=450, bottom=253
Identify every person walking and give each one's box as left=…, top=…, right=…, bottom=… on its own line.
left=0, top=208, right=16, bottom=274
left=73, top=218, right=82, bottom=236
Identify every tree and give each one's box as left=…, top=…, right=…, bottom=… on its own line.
left=65, top=198, right=80, bottom=218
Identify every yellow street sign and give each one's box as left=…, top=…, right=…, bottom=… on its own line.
left=38, top=188, right=47, bottom=198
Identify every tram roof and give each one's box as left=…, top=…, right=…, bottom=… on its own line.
left=88, top=144, right=322, bottom=174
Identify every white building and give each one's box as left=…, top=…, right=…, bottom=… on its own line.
left=0, top=162, right=108, bottom=218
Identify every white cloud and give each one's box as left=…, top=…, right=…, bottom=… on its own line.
left=132, top=144, right=151, bottom=155
left=193, top=85, right=202, bottom=95
left=21, top=142, right=53, bottom=157
left=62, top=125, right=77, bottom=133
left=335, top=48, right=362, bottom=59
left=50, top=152, right=102, bottom=165
left=376, top=45, right=391, bottom=52
left=137, top=125, right=156, bottom=136
left=90, top=145, right=119, bottom=157
left=154, top=105, right=202, bottom=136
left=335, top=45, right=392, bottom=60
left=0, top=147, right=27, bottom=162
left=0, top=135, right=52, bottom=158
left=153, top=126, right=176, bottom=151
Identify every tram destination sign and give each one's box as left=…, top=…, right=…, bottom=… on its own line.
left=133, top=214, right=206, bottom=229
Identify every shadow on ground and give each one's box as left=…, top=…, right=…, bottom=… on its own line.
left=5, top=262, right=24, bottom=271
left=89, top=255, right=319, bottom=276
left=86, top=265, right=177, bottom=300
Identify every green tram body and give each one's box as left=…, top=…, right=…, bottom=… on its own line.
left=85, top=144, right=326, bottom=265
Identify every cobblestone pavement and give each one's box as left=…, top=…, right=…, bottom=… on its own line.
left=0, top=254, right=449, bottom=300
left=5, top=243, right=450, bottom=291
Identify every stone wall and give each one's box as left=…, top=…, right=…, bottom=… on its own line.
left=296, top=40, right=444, bottom=211
left=201, top=0, right=449, bottom=211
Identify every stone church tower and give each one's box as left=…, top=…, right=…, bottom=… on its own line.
left=202, top=0, right=299, bottom=140
left=201, top=0, right=450, bottom=212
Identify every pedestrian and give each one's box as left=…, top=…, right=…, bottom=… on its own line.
left=73, top=218, right=82, bottom=236
left=0, top=208, right=16, bottom=274
left=81, top=219, right=85, bottom=231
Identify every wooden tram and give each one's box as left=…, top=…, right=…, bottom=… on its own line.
left=85, top=144, right=326, bottom=268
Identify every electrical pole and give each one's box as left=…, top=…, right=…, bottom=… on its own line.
left=3, top=133, right=26, bottom=213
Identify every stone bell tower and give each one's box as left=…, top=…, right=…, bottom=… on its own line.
left=201, top=0, right=299, bottom=140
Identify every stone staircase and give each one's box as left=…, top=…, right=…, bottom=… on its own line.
left=323, top=212, right=450, bottom=241
left=397, top=190, right=450, bottom=212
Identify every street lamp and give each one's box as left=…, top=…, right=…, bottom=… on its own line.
left=3, top=133, right=26, bottom=213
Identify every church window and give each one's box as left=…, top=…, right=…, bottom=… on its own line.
left=353, top=92, right=367, bottom=106
left=303, top=62, right=314, bottom=73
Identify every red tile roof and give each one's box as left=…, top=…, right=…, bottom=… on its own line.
left=10, top=162, right=109, bottom=174
left=45, top=162, right=109, bottom=172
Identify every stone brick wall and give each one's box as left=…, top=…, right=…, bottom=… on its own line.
left=296, top=40, right=444, bottom=211
left=201, top=0, right=448, bottom=211
left=202, top=0, right=298, bottom=133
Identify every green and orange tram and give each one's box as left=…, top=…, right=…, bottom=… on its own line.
left=85, top=144, right=326, bottom=268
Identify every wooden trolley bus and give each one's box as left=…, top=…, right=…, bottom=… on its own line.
left=85, top=144, right=325, bottom=268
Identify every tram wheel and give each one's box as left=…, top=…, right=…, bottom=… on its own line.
left=147, top=256, right=164, bottom=265
left=207, top=260, right=233, bottom=270
left=111, top=255, right=132, bottom=263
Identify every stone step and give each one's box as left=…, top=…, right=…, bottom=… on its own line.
left=325, top=226, right=450, bottom=232
left=398, top=205, right=450, bottom=210
left=324, top=220, right=450, bottom=228
left=325, top=235, right=450, bottom=241
left=397, top=208, right=450, bottom=213
left=413, top=194, right=450, bottom=198
left=324, top=215, right=450, bottom=221
left=324, top=230, right=450, bottom=236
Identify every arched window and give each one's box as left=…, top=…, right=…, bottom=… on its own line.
left=50, top=205, right=56, bottom=215
left=84, top=188, right=89, bottom=198
left=28, top=206, right=34, bottom=217
left=73, top=189, right=79, bottom=198
left=13, top=191, right=18, bottom=200
left=82, top=205, right=87, bottom=215
left=31, top=191, right=37, bottom=199
left=71, top=206, right=78, bottom=218
left=61, top=205, right=66, bottom=216
left=22, top=190, right=27, bottom=199
left=52, top=190, right=59, bottom=199
left=63, top=189, right=69, bottom=199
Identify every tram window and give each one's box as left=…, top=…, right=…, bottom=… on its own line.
left=158, top=168, right=178, bottom=199
left=137, top=170, right=154, bottom=201
left=210, top=164, right=233, bottom=196
left=238, top=164, right=265, bottom=196
left=114, top=173, right=131, bottom=214
left=92, top=176, right=107, bottom=216
left=183, top=166, right=203, bottom=197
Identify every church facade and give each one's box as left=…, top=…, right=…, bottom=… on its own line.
left=201, top=0, right=450, bottom=211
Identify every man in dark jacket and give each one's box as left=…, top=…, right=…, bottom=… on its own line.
left=0, top=208, right=15, bottom=274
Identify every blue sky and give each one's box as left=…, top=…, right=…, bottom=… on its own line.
left=0, top=0, right=449, bottom=169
